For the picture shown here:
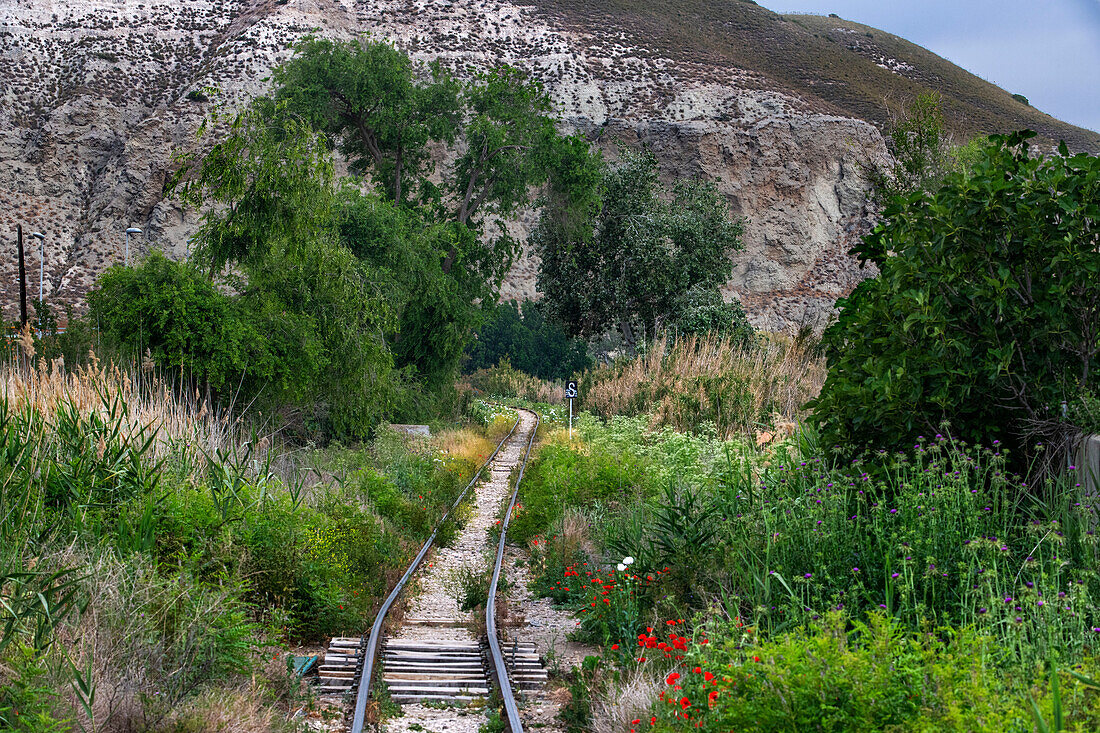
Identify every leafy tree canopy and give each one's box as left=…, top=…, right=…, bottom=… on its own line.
left=89, top=252, right=262, bottom=394
left=272, top=38, right=591, bottom=387
left=533, top=148, right=745, bottom=352
left=274, top=38, right=570, bottom=284
left=171, top=99, right=335, bottom=279
left=272, top=37, right=460, bottom=206
left=157, top=102, right=401, bottom=438
left=336, top=187, right=481, bottom=388
left=464, top=299, right=592, bottom=380
left=670, top=285, right=755, bottom=346
left=810, top=131, right=1100, bottom=466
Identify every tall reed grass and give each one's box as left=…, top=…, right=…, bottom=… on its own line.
left=463, top=359, right=567, bottom=404
left=0, top=354, right=244, bottom=457
left=0, top=351, right=446, bottom=730
left=582, top=332, right=825, bottom=439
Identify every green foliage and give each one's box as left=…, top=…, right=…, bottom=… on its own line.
left=669, top=286, right=755, bottom=344
left=241, top=224, right=402, bottom=438
left=0, top=394, right=502, bottom=731
left=33, top=302, right=97, bottom=369
left=559, top=655, right=604, bottom=733
left=0, top=647, right=69, bottom=732
left=157, top=99, right=405, bottom=439
left=274, top=37, right=461, bottom=206
left=510, top=426, right=651, bottom=546
left=812, top=131, right=1100, bottom=462
left=272, top=38, right=588, bottom=393
left=1013, top=93, right=1031, bottom=106
left=654, top=613, right=1100, bottom=733
left=869, top=92, right=960, bottom=201
left=337, top=188, right=479, bottom=389
left=519, top=414, right=1100, bottom=663
left=533, top=148, right=745, bottom=352
left=173, top=100, right=335, bottom=279
left=89, top=252, right=260, bottom=395
left=275, top=39, right=567, bottom=276
left=1067, top=389, right=1100, bottom=434
left=465, top=300, right=591, bottom=380
left=444, top=563, right=494, bottom=612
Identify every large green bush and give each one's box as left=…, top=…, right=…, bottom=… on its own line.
left=811, top=131, right=1100, bottom=462
left=89, top=252, right=261, bottom=394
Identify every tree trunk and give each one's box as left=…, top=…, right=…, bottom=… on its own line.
left=619, top=319, right=636, bottom=355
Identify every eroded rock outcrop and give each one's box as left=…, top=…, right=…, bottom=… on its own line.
left=1, top=0, right=890, bottom=329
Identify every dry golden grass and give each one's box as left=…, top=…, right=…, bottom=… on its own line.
left=462, top=361, right=566, bottom=403
left=590, top=665, right=664, bottom=733
left=434, top=426, right=497, bottom=467
left=0, top=356, right=253, bottom=457
left=583, top=332, right=826, bottom=438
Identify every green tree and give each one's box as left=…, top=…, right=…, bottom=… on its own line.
left=275, top=39, right=561, bottom=280
left=272, top=38, right=461, bottom=206
left=274, top=38, right=579, bottom=385
left=88, top=252, right=262, bottom=396
left=464, top=299, right=591, bottom=380
left=336, top=187, right=480, bottom=389
left=533, top=149, right=745, bottom=352
left=171, top=99, right=335, bottom=279
left=868, top=92, right=956, bottom=205
left=810, top=131, right=1100, bottom=464
left=670, top=285, right=755, bottom=345
left=161, top=101, right=401, bottom=438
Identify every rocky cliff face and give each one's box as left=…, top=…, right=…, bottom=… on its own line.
left=1, top=0, right=891, bottom=330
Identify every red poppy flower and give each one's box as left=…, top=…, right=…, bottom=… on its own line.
left=680, top=697, right=691, bottom=709
left=704, top=671, right=715, bottom=681
left=666, top=672, right=681, bottom=685
left=693, top=666, right=702, bottom=674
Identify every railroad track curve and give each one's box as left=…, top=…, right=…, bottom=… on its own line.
left=319, top=406, right=542, bottom=733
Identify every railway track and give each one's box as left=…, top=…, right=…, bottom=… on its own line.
left=317, top=407, right=542, bottom=733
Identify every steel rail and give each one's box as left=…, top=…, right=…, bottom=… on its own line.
left=349, top=412, right=522, bottom=733
left=486, top=408, right=540, bottom=733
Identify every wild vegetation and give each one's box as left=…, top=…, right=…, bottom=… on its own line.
left=485, top=129, right=1100, bottom=732
left=464, top=299, right=591, bottom=381
left=0, top=350, right=513, bottom=730
left=811, top=131, right=1100, bottom=470
left=533, top=148, right=749, bottom=354
left=5, top=20, right=1099, bottom=732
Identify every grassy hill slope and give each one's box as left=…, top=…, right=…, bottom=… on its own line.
left=530, top=0, right=1100, bottom=152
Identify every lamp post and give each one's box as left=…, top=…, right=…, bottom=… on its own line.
left=125, top=227, right=142, bottom=266
left=31, top=232, right=44, bottom=305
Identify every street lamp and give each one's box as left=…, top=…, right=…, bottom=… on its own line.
left=125, top=227, right=142, bottom=266
left=30, top=232, right=44, bottom=304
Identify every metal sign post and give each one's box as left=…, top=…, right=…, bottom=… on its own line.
left=566, top=380, right=578, bottom=440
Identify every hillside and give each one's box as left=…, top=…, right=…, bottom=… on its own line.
left=530, top=0, right=1100, bottom=150
left=1, top=0, right=1094, bottom=331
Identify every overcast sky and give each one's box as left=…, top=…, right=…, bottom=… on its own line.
left=759, top=0, right=1100, bottom=133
